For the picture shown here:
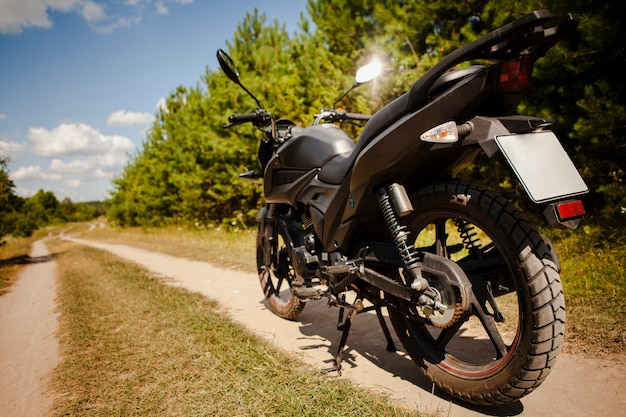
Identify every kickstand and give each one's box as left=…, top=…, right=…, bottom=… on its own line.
left=321, top=299, right=396, bottom=374
left=321, top=303, right=359, bottom=375
left=374, top=303, right=397, bottom=352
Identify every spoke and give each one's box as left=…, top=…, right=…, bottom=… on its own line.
left=435, top=318, right=466, bottom=351
left=474, top=304, right=508, bottom=359
left=275, top=275, right=285, bottom=295
left=481, top=241, right=496, bottom=254
left=262, top=271, right=273, bottom=297
left=457, top=250, right=507, bottom=275
left=435, top=219, right=449, bottom=258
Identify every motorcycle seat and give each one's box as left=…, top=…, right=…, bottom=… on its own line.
left=359, top=65, right=486, bottom=147
left=430, top=65, right=486, bottom=96
left=318, top=66, right=486, bottom=185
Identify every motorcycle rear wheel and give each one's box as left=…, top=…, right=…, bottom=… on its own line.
left=256, top=218, right=305, bottom=320
left=388, top=181, right=565, bottom=405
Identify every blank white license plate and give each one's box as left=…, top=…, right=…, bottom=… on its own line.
left=495, top=131, right=588, bottom=203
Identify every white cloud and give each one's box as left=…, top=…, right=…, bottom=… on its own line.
left=11, top=165, right=42, bottom=180
left=65, top=178, right=83, bottom=188
left=156, top=97, right=167, bottom=112
left=15, top=186, right=36, bottom=198
left=0, top=0, right=194, bottom=34
left=91, top=16, right=133, bottom=34
left=49, top=158, right=93, bottom=175
left=12, top=121, right=136, bottom=201
left=28, top=122, right=134, bottom=158
left=0, top=113, right=8, bottom=121
left=0, top=0, right=80, bottom=34
left=107, top=109, right=153, bottom=126
left=80, top=0, right=107, bottom=22
left=0, top=140, right=25, bottom=158
left=155, top=2, right=168, bottom=14
left=11, top=165, right=62, bottom=181
left=48, top=157, right=117, bottom=179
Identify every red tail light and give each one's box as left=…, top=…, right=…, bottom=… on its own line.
left=498, top=55, right=536, bottom=93
left=556, top=199, right=586, bottom=220
left=543, top=199, right=586, bottom=229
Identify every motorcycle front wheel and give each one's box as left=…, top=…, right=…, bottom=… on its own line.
left=256, top=212, right=306, bottom=320
left=388, top=181, right=565, bottom=406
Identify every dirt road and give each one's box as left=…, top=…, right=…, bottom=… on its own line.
left=1, top=238, right=625, bottom=416
left=0, top=240, right=59, bottom=417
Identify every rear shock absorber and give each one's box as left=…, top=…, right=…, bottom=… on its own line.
left=455, top=218, right=481, bottom=254
left=375, top=184, right=429, bottom=291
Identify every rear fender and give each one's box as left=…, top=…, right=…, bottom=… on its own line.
left=460, top=115, right=555, bottom=156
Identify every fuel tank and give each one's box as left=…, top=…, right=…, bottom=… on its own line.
left=264, top=124, right=355, bottom=204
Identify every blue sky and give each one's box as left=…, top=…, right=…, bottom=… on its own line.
left=0, top=0, right=308, bottom=202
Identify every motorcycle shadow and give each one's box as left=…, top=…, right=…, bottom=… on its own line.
left=291, top=299, right=524, bottom=416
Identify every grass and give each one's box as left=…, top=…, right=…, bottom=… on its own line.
left=548, top=226, right=626, bottom=356
left=66, top=222, right=256, bottom=271
left=47, top=239, right=423, bottom=417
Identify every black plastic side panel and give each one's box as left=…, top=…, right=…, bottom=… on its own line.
left=331, top=71, right=492, bottom=251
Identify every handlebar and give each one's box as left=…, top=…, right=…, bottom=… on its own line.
left=313, top=109, right=371, bottom=125
left=228, top=112, right=261, bottom=124
left=225, top=108, right=370, bottom=129
left=343, top=112, right=371, bottom=121
left=223, top=109, right=272, bottom=128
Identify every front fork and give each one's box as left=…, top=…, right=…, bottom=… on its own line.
left=259, top=203, right=277, bottom=267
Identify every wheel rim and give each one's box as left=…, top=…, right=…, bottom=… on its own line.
left=402, top=210, right=524, bottom=377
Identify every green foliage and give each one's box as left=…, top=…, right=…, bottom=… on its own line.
left=107, top=0, right=625, bottom=235
left=0, top=155, right=20, bottom=243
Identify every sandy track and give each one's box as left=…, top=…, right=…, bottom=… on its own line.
left=0, top=240, right=59, bottom=417
left=1, top=238, right=625, bottom=416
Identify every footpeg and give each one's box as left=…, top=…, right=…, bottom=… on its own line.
left=292, top=284, right=326, bottom=299
left=292, top=287, right=323, bottom=300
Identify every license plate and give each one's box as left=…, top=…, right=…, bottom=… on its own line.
left=495, top=132, right=588, bottom=203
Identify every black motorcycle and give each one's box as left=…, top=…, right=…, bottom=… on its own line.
left=217, top=9, right=588, bottom=406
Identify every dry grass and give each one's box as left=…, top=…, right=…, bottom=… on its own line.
left=66, top=221, right=256, bottom=271
left=48, top=238, right=424, bottom=417
left=551, top=227, right=626, bottom=356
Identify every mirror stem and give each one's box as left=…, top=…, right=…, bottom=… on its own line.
left=333, top=83, right=359, bottom=109
left=238, top=82, right=261, bottom=108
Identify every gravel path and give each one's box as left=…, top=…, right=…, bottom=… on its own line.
left=1, top=238, right=624, bottom=416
